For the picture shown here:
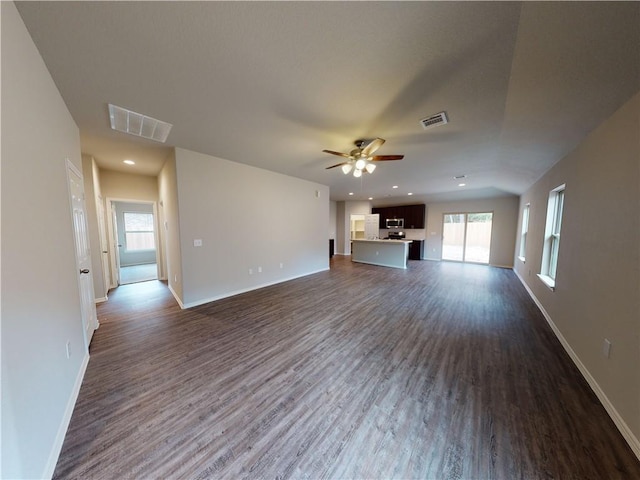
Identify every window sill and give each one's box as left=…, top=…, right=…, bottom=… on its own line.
left=518, top=256, right=526, bottom=263
left=537, top=274, right=555, bottom=291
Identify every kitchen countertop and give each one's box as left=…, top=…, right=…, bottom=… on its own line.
left=352, top=239, right=413, bottom=243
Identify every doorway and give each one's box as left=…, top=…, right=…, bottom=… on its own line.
left=442, top=212, right=493, bottom=264
left=110, top=201, right=159, bottom=285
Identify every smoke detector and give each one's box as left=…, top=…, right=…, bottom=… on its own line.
left=108, top=104, right=172, bottom=143
left=419, top=111, right=448, bottom=130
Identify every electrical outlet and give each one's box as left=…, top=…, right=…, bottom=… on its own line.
left=66, top=341, right=71, bottom=359
left=258, top=266, right=262, bottom=273
left=193, top=239, right=203, bottom=247
left=279, top=263, right=283, bottom=269
left=174, top=274, right=178, bottom=283
left=603, top=339, right=612, bottom=358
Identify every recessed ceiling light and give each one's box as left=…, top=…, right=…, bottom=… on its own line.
left=108, top=104, right=172, bottom=143
left=348, top=192, right=354, bottom=196
left=123, top=159, right=135, bottom=165
left=458, top=183, right=466, bottom=187
left=368, top=197, right=373, bottom=200
left=392, top=185, right=399, bottom=189
left=407, top=193, right=413, bottom=196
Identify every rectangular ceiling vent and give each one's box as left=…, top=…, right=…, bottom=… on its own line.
left=419, top=111, right=448, bottom=130
left=108, top=104, right=173, bottom=143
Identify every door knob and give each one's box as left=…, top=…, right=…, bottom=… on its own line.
left=80, top=269, right=90, bottom=274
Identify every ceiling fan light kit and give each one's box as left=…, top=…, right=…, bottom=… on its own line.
left=323, top=137, right=404, bottom=177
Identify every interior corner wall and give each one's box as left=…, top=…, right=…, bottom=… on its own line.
left=329, top=200, right=337, bottom=240
left=158, top=150, right=183, bottom=304
left=82, top=154, right=107, bottom=300
left=1, top=3, right=88, bottom=478
left=424, top=196, right=519, bottom=267
left=336, top=200, right=372, bottom=254
left=174, top=147, right=329, bottom=307
left=513, top=92, right=640, bottom=454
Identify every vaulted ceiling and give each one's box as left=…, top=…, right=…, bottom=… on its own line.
left=15, top=1, right=640, bottom=202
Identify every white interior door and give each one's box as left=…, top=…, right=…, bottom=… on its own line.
left=66, top=160, right=98, bottom=347
left=364, top=214, right=380, bottom=239
left=96, top=197, right=112, bottom=295
left=111, top=203, right=122, bottom=286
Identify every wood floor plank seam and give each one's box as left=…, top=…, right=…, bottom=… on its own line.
left=52, top=258, right=640, bottom=479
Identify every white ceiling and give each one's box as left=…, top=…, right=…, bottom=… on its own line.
left=15, top=1, right=640, bottom=202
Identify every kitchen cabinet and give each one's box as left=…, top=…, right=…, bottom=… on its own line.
left=372, top=204, right=425, bottom=229
left=372, top=207, right=384, bottom=228
left=408, top=240, right=424, bottom=260
left=405, top=204, right=426, bottom=229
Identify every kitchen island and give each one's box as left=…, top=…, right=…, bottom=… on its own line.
left=351, top=239, right=413, bottom=269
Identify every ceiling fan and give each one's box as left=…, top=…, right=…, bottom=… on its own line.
left=324, top=138, right=404, bottom=177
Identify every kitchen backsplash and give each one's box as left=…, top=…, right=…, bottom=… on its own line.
left=379, top=228, right=426, bottom=240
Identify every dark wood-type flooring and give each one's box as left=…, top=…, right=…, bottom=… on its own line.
left=54, top=256, right=640, bottom=479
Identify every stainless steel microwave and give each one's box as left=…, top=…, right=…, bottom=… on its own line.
left=386, top=218, right=404, bottom=228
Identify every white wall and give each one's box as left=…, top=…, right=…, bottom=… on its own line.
left=514, top=92, right=640, bottom=455
left=1, top=3, right=88, bottom=477
left=174, top=148, right=329, bottom=307
left=99, top=169, right=159, bottom=202
left=335, top=200, right=371, bottom=254
left=424, top=196, right=519, bottom=267
left=329, top=200, right=337, bottom=240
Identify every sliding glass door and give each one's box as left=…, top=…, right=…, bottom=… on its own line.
left=442, top=212, right=493, bottom=264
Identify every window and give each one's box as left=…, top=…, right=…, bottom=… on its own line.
left=442, top=212, right=493, bottom=264
left=538, top=185, right=565, bottom=289
left=518, top=204, right=530, bottom=261
left=123, top=212, right=155, bottom=251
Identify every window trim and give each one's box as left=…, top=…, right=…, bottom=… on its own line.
left=518, top=203, right=530, bottom=262
left=538, top=184, right=565, bottom=290
left=123, top=211, right=156, bottom=252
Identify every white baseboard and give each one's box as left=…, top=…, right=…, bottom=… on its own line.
left=94, top=296, right=108, bottom=304
left=168, top=283, right=185, bottom=310
left=513, top=269, right=640, bottom=460
left=43, top=352, right=90, bottom=479
left=181, top=268, right=330, bottom=309
left=490, top=263, right=513, bottom=269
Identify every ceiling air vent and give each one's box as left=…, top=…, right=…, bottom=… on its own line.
left=419, top=111, right=448, bottom=130
left=108, top=104, right=173, bottom=143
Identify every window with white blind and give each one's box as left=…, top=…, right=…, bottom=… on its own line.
left=518, top=204, right=530, bottom=261
left=538, top=185, right=565, bottom=290
left=123, top=212, right=155, bottom=251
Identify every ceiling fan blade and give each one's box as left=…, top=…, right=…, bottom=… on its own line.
left=371, top=155, right=404, bottom=161
left=326, top=161, right=348, bottom=169
left=322, top=149, right=351, bottom=158
left=361, top=137, right=385, bottom=157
